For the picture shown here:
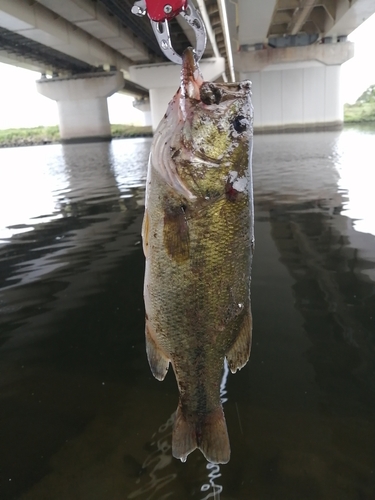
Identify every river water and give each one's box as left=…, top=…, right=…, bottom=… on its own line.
left=0, top=127, right=374, bottom=500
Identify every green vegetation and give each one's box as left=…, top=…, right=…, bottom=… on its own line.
left=344, top=102, right=375, bottom=122
left=344, top=84, right=375, bottom=124
left=355, top=84, right=375, bottom=104
left=0, top=124, right=152, bottom=148
left=111, top=123, right=152, bottom=138
left=0, top=125, right=60, bottom=147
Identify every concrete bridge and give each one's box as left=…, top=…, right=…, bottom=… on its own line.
left=0, top=0, right=373, bottom=141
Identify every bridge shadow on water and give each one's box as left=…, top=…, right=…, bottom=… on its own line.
left=0, top=131, right=374, bottom=499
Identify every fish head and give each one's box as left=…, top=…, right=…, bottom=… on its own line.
left=151, top=48, right=253, bottom=202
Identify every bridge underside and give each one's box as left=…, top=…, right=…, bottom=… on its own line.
left=129, top=0, right=372, bottom=131
left=219, top=0, right=373, bottom=132
left=0, top=26, right=148, bottom=99
left=234, top=0, right=374, bottom=50
left=0, top=0, right=373, bottom=138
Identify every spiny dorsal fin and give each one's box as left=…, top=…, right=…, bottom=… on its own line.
left=226, top=306, right=252, bottom=373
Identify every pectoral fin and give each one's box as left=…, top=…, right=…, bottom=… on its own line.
left=163, top=206, right=189, bottom=262
left=226, top=307, right=252, bottom=373
left=145, top=321, right=170, bottom=381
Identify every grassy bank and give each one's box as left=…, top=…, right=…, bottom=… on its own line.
left=111, top=124, right=152, bottom=138
left=0, top=126, right=60, bottom=148
left=343, top=84, right=375, bottom=125
left=0, top=124, right=152, bottom=148
left=344, top=102, right=375, bottom=123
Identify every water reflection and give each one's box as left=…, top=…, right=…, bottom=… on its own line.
left=128, top=363, right=229, bottom=500
left=335, top=128, right=375, bottom=236
left=0, top=140, right=149, bottom=289
left=0, top=139, right=149, bottom=245
left=0, top=130, right=374, bottom=499
left=0, top=145, right=68, bottom=241
left=128, top=414, right=177, bottom=500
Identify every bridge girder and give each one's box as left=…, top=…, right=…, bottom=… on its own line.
left=227, top=0, right=375, bottom=53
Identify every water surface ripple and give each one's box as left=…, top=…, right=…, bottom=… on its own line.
left=0, top=130, right=374, bottom=500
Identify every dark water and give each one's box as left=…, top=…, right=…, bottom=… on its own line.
left=0, top=129, right=374, bottom=500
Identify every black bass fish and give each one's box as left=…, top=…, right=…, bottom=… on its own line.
left=142, top=48, right=254, bottom=464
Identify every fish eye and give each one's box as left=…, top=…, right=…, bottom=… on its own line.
left=233, top=115, right=247, bottom=133
left=201, top=90, right=215, bottom=105
left=200, top=83, right=222, bottom=105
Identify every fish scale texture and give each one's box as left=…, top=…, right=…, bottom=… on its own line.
left=144, top=166, right=252, bottom=461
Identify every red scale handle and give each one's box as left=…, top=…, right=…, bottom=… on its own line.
left=145, top=0, right=187, bottom=21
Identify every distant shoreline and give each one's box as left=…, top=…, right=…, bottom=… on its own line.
left=0, top=124, right=153, bottom=149
left=0, top=115, right=373, bottom=149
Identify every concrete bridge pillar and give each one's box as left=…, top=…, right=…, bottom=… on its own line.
left=235, top=42, right=354, bottom=132
left=36, top=71, right=124, bottom=143
left=133, top=98, right=152, bottom=127
left=129, top=58, right=225, bottom=130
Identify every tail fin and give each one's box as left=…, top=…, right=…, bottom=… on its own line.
left=199, top=407, right=231, bottom=464
left=172, top=404, right=230, bottom=464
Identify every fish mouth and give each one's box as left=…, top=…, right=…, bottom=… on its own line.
left=180, top=47, right=204, bottom=100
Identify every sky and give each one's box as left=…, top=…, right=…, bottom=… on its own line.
left=0, top=13, right=374, bottom=130
left=340, top=12, right=375, bottom=103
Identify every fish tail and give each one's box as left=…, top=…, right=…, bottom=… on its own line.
left=172, top=404, right=230, bottom=464
left=172, top=404, right=197, bottom=462
left=198, top=406, right=231, bottom=464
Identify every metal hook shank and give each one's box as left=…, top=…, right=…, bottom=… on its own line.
left=179, top=0, right=206, bottom=62
left=151, top=19, right=183, bottom=64
left=151, top=0, right=206, bottom=64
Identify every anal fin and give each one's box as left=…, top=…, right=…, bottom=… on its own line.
left=226, top=306, right=252, bottom=373
left=141, top=208, right=149, bottom=258
left=145, top=321, right=170, bottom=381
